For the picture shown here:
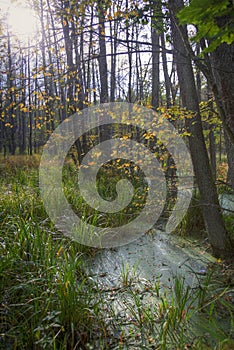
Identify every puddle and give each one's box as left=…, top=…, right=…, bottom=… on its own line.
left=219, top=193, right=234, bottom=214
left=87, top=194, right=233, bottom=290
left=86, top=230, right=232, bottom=349
left=85, top=200, right=233, bottom=348
left=88, top=229, right=216, bottom=289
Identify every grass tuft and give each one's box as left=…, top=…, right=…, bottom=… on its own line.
left=0, top=159, right=233, bottom=349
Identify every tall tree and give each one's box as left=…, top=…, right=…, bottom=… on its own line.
left=161, top=32, right=171, bottom=108
left=151, top=17, right=160, bottom=109
left=109, top=3, right=118, bottom=102
left=177, top=0, right=234, bottom=145
left=177, top=0, right=234, bottom=191
left=27, top=46, right=33, bottom=156
left=225, top=131, right=234, bottom=191
left=6, top=31, right=16, bottom=155
left=169, top=0, right=233, bottom=258
left=97, top=0, right=109, bottom=103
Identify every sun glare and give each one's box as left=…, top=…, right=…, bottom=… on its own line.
left=1, top=2, right=38, bottom=41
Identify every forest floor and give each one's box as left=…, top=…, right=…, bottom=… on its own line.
left=0, top=155, right=234, bottom=349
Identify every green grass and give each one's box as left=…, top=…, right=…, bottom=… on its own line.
left=0, top=162, right=103, bottom=349
left=0, top=158, right=233, bottom=349
left=62, top=159, right=149, bottom=229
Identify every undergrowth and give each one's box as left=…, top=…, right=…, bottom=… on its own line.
left=0, top=156, right=233, bottom=349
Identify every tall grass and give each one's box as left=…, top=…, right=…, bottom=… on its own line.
left=0, top=160, right=103, bottom=349
left=0, top=157, right=233, bottom=349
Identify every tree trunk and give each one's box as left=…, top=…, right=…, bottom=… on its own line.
left=97, top=0, right=109, bottom=103
left=126, top=0, right=133, bottom=103
left=28, top=46, right=33, bottom=156
left=19, top=56, right=26, bottom=154
left=151, top=18, right=160, bottom=109
left=169, top=0, right=233, bottom=258
left=170, top=55, right=178, bottom=105
left=207, top=86, right=216, bottom=181
left=110, top=3, right=118, bottom=102
left=47, top=0, right=65, bottom=122
left=210, top=12, right=234, bottom=145
left=195, top=44, right=202, bottom=103
left=161, top=33, right=171, bottom=108
left=7, top=31, right=16, bottom=155
left=61, top=0, right=75, bottom=114
left=209, top=125, right=216, bottom=182
left=224, top=131, right=234, bottom=191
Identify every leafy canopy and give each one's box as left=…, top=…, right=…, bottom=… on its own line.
left=177, top=0, right=234, bottom=52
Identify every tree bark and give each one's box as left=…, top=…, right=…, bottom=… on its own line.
left=210, top=11, right=234, bottom=145
left=126, top=0, right=133, bottom=103
left=169, top=0, right=233, bottom=258
left=151, top=19, right=160, bottom=109
left=110, top=3, right=118, bottom=102
left=224, top=131, right=234, bottom=191
left=161, top=33, right=171, bottom=108
left=28, top=46, right=33, bottom=156
left=207, top=86, right=216, bottom=181
left=97, top=0, right=109, bottom=103
left=7, top=31, right=16, bottom=155
left=19, top=56, right=26, bottom=154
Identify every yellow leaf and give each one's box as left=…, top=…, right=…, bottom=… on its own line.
left=57, top=246, right=63, bottom=256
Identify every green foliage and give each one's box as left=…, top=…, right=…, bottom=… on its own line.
left=0, top=161, right=233, bottom=349
left=199, top=100, right=221, bottom=126
left=178, top=0, right=234, bottom=52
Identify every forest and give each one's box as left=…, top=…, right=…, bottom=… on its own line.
left=0, top=0, right=234, bottom=349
